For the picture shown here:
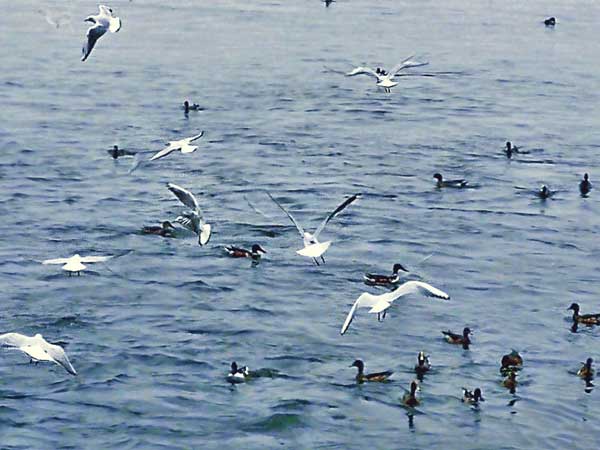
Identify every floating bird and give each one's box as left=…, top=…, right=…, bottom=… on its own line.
left=504, top=141, right=519, bottom=159
left=350, top=359, right=393, bottom=383
left=81, top=5, right=121, bottom=62
left=142, top=221, right=176, bottom=237
left=442, top=327, right=472, bottom=350
left=227, top=361, right=249, bottom=383
left=502, top=370, right=518, bottom=393
left=414, top=351, right=431, bottom=378
left=433, top=173, right=468, bottom=188
left=364, top=263, right=409, bottom=286
left=323, top=0, right=335, bottom=6
left=107, top=145, right=136, bottom=159
left=166, top=183, right=211, bottom=246
left=42, top=254, right=112, bottom=276
left=580, top=173, right=592, bottom=197
left=501, top=350, right=523, bottom=373
left=267, top=192, right=360, bottom=265
left=462, top=388, right=484, bottom=405
left=578, top=358, right=594, bottom=379
left=402, top=380, right=420, bottom=407
left=537, top=185, right=554, bottom=199
left=0, top=333, right=77, bottom=376
left=346, top=55, right=429, bottom=93
left=340, top=281, right=449, bottom=335
left=568, top=303, right=600, bottom=326
left=224, top=244, right=267, bottom=260
left=150, top=132, right=204, bottom=162
left=544, top=17, right=556, bottom=27
left=183, top=100, right=202, bottom=114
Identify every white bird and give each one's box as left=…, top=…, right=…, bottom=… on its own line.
left=149, top=132, right=205, bottom=162
left=81, top=5, right=121, bottom=62
left=166, top=183, right=212, bottom=245
left=340, top=281, right=450, bottom=335
left=268, top=192, right=360, bottom=265
left=42, top=254, right=112, bottom=275
left=346, top=55, right=429, bottom=92
left=0, top=332, right=77, bottom=376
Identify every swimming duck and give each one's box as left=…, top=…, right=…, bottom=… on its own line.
left=577, top=358, right=594, bottom=379
left=107, top=145, right=136, bottom=159
left=442, top=327, right=472, bottom=349
left=537, top=185, right=554, bottom=199
left=501, top=350, right=523, bottom=372
left=504, top=141, right=520, bottom=159
left=544, top=17, right=556, bottom=27
left=350, top=359, right=393, bottom=383
left=224, top=244, right=267, bottom=260
left=462, top=388, right=484, bottom=405
left=402, top=380, right=420, bottom=407
left=414, top=351, right=431, bottom=378
left=142, top=221, right=175, bottom=237
left=227, top=361, right=249, bottom=383
left=568, top=303, right=600, bottom=325
left=580, top=173, right=592, bottom=197
left=433, top=173, right=468, bottom=188
left=183, top=100, right=202, bottom=114
left=364, top=263, right=409, bottom=286
left=502, top=370, right=518, bottom=393
left=323, top=0, right=335, bottom=6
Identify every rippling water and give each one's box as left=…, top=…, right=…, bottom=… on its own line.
left=2, top=0, right=600, bottom=448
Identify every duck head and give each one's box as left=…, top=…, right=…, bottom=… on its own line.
left=584, top=173, right=589, bottom=182
left=184, top=100, right=190, bottom=113
left=251, top=244, right=267, bottom=255
left=585, top=357, right=593, bottom=368
left=392, top=263, right=409, bottom=274
left=417, top=351, right=429, bottom=366
left=410, top=380, right=420, bottom=394
left=433, top=173, right=443, bottom=186
left=474, top=388, right=484, bottom=402
left=350, top=359, right=364, bottom=373
left=230, top=361, right=238, bottom=373
left=162, top=221, right=175, bottom=230
left=567, top=303, right=580, bottom=314
left=463, top=327, right=472, bottom=337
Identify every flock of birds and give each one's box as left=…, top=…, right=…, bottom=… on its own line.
left=2, top=5, right=597, bottom=417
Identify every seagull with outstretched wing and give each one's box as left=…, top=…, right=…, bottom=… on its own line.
left=81, top=5, right=121, bottom=62
left=42, top=254, right=112, bottom=275
left=167, top=183, right=211, bottom=245
left=346, top=55, right=429, bottom=92
left=149, top=132, right=205, bottom=162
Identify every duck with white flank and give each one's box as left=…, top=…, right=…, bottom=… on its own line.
left=442, top=327, right=472, bottom=350
left=340, top=281, right=449, bottom=335
left=267, top=192, right=360, bottom=266
left=81, top=5, right=121, bottom=62
left=578, top=358, right=594, bottom=379
left=42, top=254, right=112, bottom=276
left=433, top=173, right=468, bottom=188
left=346, top=55, right=429, bottom=93
left=0, top=333, right=77, bottom=376
left=224, top=244, right=267, bottom=260
left=567, top=303, right=600, bottom=326
left=350, top=359, right=393, bottom=383
left=150, top=132, right=204, bottom=161
left=580, top=173, right=592, bottom=197
left=414, top=351, right=431, bottom=379
left=108, top=145, right=136, bottom=160
left=462, top=388, right=484, bottom=405
left=142, top=221, right=176, bottom=237
left=227, top=361, right=249, bottom=383
left=364, top=263, right=409, bottom=286
left=166, top=183, right=211, bottom=246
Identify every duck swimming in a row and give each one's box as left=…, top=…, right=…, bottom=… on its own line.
left=350, top=359, right=393, bottom=383
left=224, top=244, right=267, bottom=260
left=568, top=303, right=600, bottom=325
left=227, top=361, right=249, bottom=383
left=462, top=387, right=484, bottom=405
left=442, top=327, right=472, bottom=349
left=142, top=221, right=175, bottom=237
left=501, top=350, right=523, bottom=374
left=364, top=263, right=408, bottom=286
left=433, top=173, right=468, bottom=189
left=580, top=173, right=592, bottom=197
left=402, top=380, right=420, bottom=407
left=183, top=100, right=202, bottom=114
left=502, top=370, right=518, bottom=393
left=577, top=358, right=594, bottom=379
left=414, top=351, right=431, bottom=379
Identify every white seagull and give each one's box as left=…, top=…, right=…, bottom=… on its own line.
left=149, top=132, right=205, bottom=162
left=167, top=183, right=212, bottom=245
left=81, top=5, right=121, bottom=62
left=346, top=55, right=429, bottom=92
left=340, top=281, right=450, bottom=335
left=268, top=192, right=360, bottom=265
left=0, top=332, right=77, bottom=376
left=42, top=254, right=113, bottom=275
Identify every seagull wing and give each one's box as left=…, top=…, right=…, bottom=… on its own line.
left=340, top=292, right=383, bottom=335
left=79, top=255, right=112, bottom=263
left=176, top=211, right=201, bottom=234
left=267, top=192, right=305, bottom=238
left=0, top=332, right=32, bottom=348
left=179, top=144, right=198, bottom=154
left=150, top=143, right=179, bottom=161
left=167, top=183, right=199, bottom=211
left=184, top=132, right=205, bottom=143
left=386, top=280, right=450, bottom=303
left=389, top=56, right=429, bottom=77
left=313, top=193, right=360, bottom=239
left=42, top=257, right=71, bottom=265
left=108, top=16, right=121, bottom=33
left=81, top=23, right=107, bottom=61
left=42, top=341, right=77, bottom=375
left=346, top=66, right=379, bottom=79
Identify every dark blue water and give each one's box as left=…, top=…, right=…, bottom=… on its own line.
left=1, top=0, right=600, bottom=448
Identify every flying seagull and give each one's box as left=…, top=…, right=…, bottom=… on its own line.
left=81, top=5, right=121, bottom=62
left=346, top=55, right=428, bottom=92
left=340, top=281, right=449, bottom=335
left=166, top=183, right=211, bottom=245
left=42, top=254, right=113, bottom=275
left=0, top=332, right=77, bottom=376
left=268, top=192, right=360, bottom=265
left=149, top=132, right=205, bottom=162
